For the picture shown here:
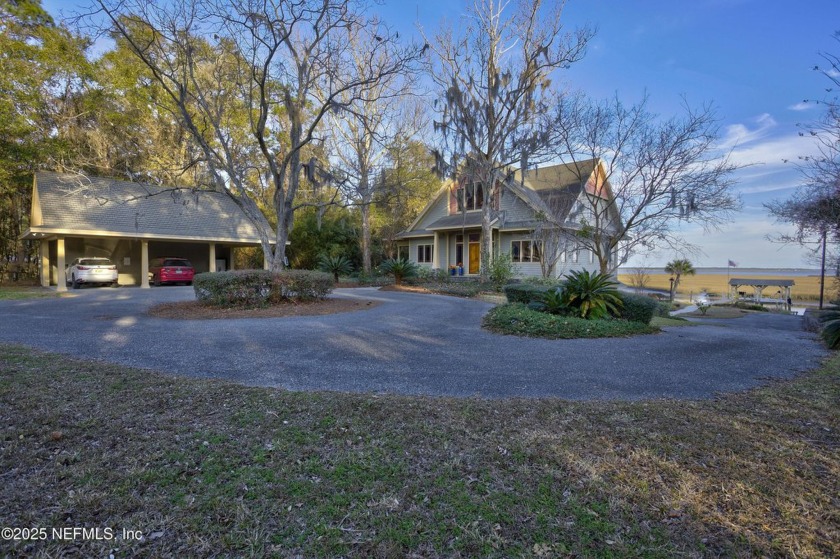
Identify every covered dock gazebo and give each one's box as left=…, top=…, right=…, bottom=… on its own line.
left=728, top=278, right=795, bottom=303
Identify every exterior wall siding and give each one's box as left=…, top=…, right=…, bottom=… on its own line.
left=413, top=193, right=449, bottom=230
left=499, top=187, right=537, bottom=223
left=408, top=237, right=435, bottom=268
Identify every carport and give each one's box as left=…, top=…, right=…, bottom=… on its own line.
left=21, top=172, right=274, bottom=291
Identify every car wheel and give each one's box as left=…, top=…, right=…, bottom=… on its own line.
left=153, top=275, right=161, bottom=287
left=71, top=275, right=80, bottom=289
left=111, top=281, right=119, bottom=288
left=186, top=281, right=193, bottom=286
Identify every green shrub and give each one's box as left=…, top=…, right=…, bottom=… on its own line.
left=483, top=303, right=658, bottom=339
left=193, top=270, right=274, bottom=306
left=542, top=287, right=567, bottom=315
left=353, top=272, right=393, bottom=287
left=273, top=270, right=333, bottom=301
left=489, top=252, right=515, bottom=291
left=520, top=276, right=565, bottom=287
left=318, top=254, right=353, bottom=283
left=503, top=284, right=550, bottom=304
left=379, top=258, right=418, bottom=285
left=655, top=302, right=673, bottom=318
left=819, top=310, right=840, bottom=349
left=421, top=281, right=493, bottom=298
left=559, top=270, right=623, bottom=320
left=618, top=293, right=660, bottom=324
left=193, top=270, right=332, bottom=306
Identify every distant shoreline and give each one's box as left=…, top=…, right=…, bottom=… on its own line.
left=619, top=267, right=823, bottom=277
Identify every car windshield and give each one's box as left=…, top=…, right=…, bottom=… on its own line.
left=79, top=259, right=112, bottom=266
left=163, top=259, right=191, bottom=267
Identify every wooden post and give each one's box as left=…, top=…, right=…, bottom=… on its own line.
left=40, top=239, right=50, bottom=287
left=140, top=241, right=149, bottom=288
left=56, top=237, right=67, bottom=292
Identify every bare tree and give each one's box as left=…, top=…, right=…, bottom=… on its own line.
left=627, top=267, right=650, bottom=293
left=549, top=93, right=741, bottom=274
left=84, top=0, right=419, bottom=271
left=766, top=33, right=840, bottom=306
left=425, top=0, right=593, bottom=280
left=328, top=36, right=422, bottom=274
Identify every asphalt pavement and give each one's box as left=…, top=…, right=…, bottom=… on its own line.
left=0, top=286, right=829, bottom=400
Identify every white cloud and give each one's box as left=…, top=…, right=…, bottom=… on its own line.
left=719, top=113, right=776, bottom=150
left=788, top=101, right=817, bottom=112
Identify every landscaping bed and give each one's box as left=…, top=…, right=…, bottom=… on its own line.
left=1, top=344, right=837, bottom=557
left=147, top=297, right=380, bottom=319
left=483, top=303, right=659, bottom=338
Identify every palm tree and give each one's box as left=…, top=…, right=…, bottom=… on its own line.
left=664, top=259, right=696, bottom=301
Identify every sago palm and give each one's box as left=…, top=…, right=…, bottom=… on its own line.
left=560, top=270, right=623, bottom=319
left=318, top=254, right=353, bottom=283
left=379, top=258, right=418, bottom=285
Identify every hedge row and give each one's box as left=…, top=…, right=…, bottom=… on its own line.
left=193, top=270, right=333, bottom=306
left=503, top=284, right=552, bottom=305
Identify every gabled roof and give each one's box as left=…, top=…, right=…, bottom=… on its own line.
left=24, top=171, right=272, bottom=244
left=399, top=158, right=617, bottom=237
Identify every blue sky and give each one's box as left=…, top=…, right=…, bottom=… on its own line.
left=46, top=0, right=840, bottom=268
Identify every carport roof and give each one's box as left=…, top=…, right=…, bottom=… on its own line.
left=23, top=172, right=273, bottom=244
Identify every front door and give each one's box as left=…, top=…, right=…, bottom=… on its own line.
left=468, top=242, right=480, bottom=274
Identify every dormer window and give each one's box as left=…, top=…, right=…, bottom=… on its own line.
left=457, top=182, right=483, bottom=211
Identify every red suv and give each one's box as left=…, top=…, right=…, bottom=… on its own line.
left=149, top=257, right=195, bottom=286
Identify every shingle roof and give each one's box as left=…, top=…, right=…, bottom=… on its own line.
left=29, top=172, right=271, bottom=243
left=729, top=278, right=796, bottom=287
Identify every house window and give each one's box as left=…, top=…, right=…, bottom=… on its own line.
left=397, top=246, right=409, bottom=260
left=510, top=240, right=541, bottom=263
left=417, top=244, right=433, bottom=263
left=455, top=235, right=463, bottom=267
left=571, top=249, right=579, bottom=263
left=457, top=182, right=484, bottom=211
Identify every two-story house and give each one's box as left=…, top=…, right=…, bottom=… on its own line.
left=395, top=158, right=621, bottom=278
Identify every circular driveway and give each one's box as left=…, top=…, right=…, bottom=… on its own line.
left=0, top=287, right=829, bottom=399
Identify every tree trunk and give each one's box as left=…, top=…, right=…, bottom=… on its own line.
left=480, top=211, right=493, bottom=281
left=361, top=203, right=372, bottom=274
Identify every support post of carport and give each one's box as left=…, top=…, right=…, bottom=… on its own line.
left=228, top=247, right=234, bottom=271
left=140, top=241, right=149, bottom=288
left=40, top=239, right=50, bottom=287
left=56, top=237, right=66, bottom=292
left=209, top=243, right=216, bottom=273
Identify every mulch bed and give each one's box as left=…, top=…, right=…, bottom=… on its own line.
left=147, top=297, right=380, bottom=319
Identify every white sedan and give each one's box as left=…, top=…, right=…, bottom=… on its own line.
left=66, top=257, right=119, bottom=288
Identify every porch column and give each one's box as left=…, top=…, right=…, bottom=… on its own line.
left=209, top=243, right=216, bottom=272
left=140, top=241, right=149, bottom=288
left=40, top=239, right=50, bottom=287
left=228, top=247, right=234, bottom=271
left=445, top=234, right=449, bottom=268
left=56, top=237, right=66, bottom=292
left=433, top=232, right=441, bottom=269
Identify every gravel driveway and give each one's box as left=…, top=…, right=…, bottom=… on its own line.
left=0, top=287, right=829, bottom=399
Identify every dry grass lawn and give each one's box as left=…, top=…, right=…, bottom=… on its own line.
left=1, top=344, right=837, bottom=558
